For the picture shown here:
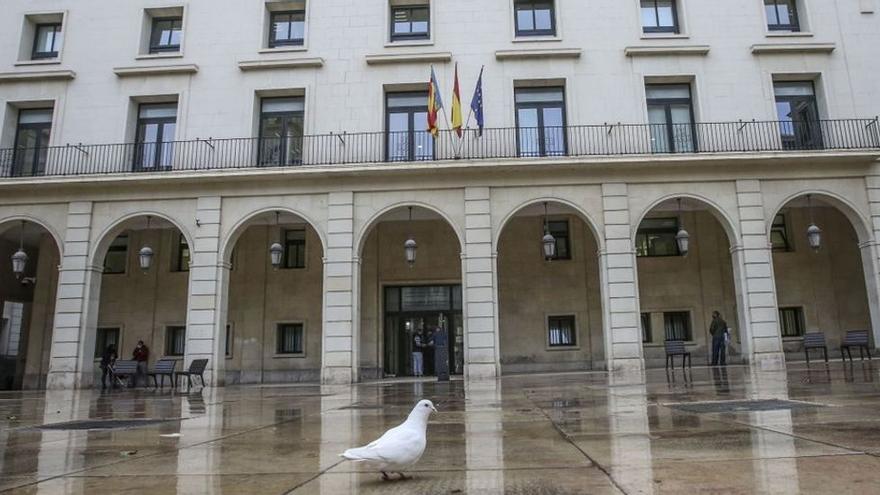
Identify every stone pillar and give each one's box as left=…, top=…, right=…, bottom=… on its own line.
left=464, top=186, right=498, bottom=380
left=322, top=191, right=357, bottom=384
left=47, top=201, right=98, bottom=389
left=184, top=196, right=225, bottom=386
left=734, top=180, right=785, bottom=369
left=599, top=183, right=643, bottom=371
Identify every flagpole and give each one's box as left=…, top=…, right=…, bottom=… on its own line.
left=458, top=65, right=484, bottom=158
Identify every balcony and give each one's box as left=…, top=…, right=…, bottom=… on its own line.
left=1, top=119, right=878, bottom=178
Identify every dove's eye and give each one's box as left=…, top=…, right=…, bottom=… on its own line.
left=424, top=404, right=429, bottom=407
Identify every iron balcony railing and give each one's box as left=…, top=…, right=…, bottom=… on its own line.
left=1, top=118, right=878, bottom=178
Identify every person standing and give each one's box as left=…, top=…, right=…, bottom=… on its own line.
left=709, top=311, right=728, bottom=366
left=99, top=344, right=117, bottom=390
left=132, top=340, right=149, bottom=387
left=411, top=329, right=424, bottom=377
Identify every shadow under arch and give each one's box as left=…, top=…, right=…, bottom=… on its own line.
left=355, top=201, right=465, bottom=258
left=631, top=193, right=740, bottom=248
left=220, top=207, right=328, bottom=265
left=766, top=190, right=872, bottom=244
left=89, top=211, right=196, bottom=268
left=493, top=197, right=604, bottom=252
left=0, top=215, right=65, bottom=256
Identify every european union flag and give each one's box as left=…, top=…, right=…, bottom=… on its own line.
left=469, top=67, right=485, bottom=137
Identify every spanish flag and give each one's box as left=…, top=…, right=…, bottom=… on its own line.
left=451, top=63, right=463, bottom=137
left=427, top=67, right=444, bottom=138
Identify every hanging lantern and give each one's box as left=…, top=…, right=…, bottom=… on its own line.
left=807, top=224, right=822, bottom=251
left=138, top=246, right=154, bottom=271
left=675, top=198, right=690, bottom=257
left=542, top=202, right=556, bottom=260
left=404, top=237, right=418, bottom=267
left=270, top=242, right=284, bottom=268
left=11, top=221, right=27, bottom=279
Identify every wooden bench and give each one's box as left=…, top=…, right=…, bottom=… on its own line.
left=175, top=359, right=208, bottom=390
left=148, top=359, right=178, bottom=388
left=110, top=360, right=138, bottom=387
left=841, top=330, right=872, bottom=362
left=803, top=332, right=828, bottom=364
left=665, top=340, right=691, bottom=370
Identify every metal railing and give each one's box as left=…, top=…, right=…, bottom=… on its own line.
left=1, top=118, right=878, bottom=178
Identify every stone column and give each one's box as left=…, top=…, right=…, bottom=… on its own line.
left=599, top=183, right=643, bottom=371
left=734, top=179, right=785, bottom=369
left=862, top=171, right=880, bottom=349
left=184, top=196, right=225, bottom=386
left=463, top=187, right=498, bottom=380
left=322, top=191, right=357, bottom=384
left=48, top=201, right=98, bottom=389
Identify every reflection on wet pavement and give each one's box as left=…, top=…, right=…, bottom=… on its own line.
left=2, top=362, right=880, bottom=494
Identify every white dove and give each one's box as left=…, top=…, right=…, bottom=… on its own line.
left=340, top=399, right=437, bottom=481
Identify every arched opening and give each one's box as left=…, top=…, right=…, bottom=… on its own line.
left=357, top=205, right=463, bottom=380
left=770, top=194, right=874, bottom=359
left=0, top=220, right=61, bottom=390
left=92, top=215, right=192, bottom=388
left=222, top=210, right=324, bottom=383
left=634, top=197, right=742, bottom=367
left=496, top=201, right=605, bottom=373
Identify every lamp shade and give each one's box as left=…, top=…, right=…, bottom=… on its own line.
left=404, top=237, right=417, bottom=266
left=138, top=246, right=154, bottom=271
left=807, top=224, right=822, bottom=251
left=269, top=242, right=284, bottom=269
left=542, top=232, right=557, bottom=260
left=675, top=228, right=690, bottom=256
left=11, top=248, right=28, bottom=279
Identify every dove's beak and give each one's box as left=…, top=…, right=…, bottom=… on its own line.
left=431, top=405, right=438, bottom=413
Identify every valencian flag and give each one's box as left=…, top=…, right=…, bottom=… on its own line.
left=427, top=66, right=444, bottom=137
left=451, top=63, right=463, bottom=137
left=470, top=66, right=485, bottom=136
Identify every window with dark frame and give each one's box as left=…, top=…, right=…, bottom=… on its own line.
left=646, top=83, right=695, bottom=153
left=779, top=307, right=805, bottom=337
left=94, top=328, right=120, bottom=359
left=547, top=220, right=571, bottom=260
left=640, top=0, right=679, bottom=33
left=165, top=326, right=186, bottom=356
left=641, top=313, right=652, bottom=343
left=514, top=1, right=556, bottom=37
left=32, top=23, right=62, bottom=59
left=770, top=213, right=791, bottom=252
left=548, top=315, right=576, bottom=347
left=283, top=228, right=306, bottom=269
left=149, top=17, right=183, bottom=53
left=269, top=11, right=305, bottom=47
left=103, top=234, right=129, bottom=274
left=173, top=233, right=190, bottom=272
left=391, top=5, right=430, bottom=41
left=765, top=0, right=800, bottom=32
left=386, top=92, right=433, bottom=162
left=515, top=86, right=567, bottom=158
left=774, top=81, right=823, bottom=151
left=277, top=323, right=304, bottom=354
left=259, top=97, right=304, bottom=167
left=663, top=311, right=691, bottom=341
left=12, top=108, right=53, bottom=178
left=134, top=103, right=177, bottom=171
left=636, top=217, right=681, bottom=257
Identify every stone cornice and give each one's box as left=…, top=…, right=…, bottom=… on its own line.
left=238, top=57, right=325, bottom=71
left=495, top=48, right=582, bottom=60
left=750, top=43, right=836, bottom=55
left=364, top=52, right=452, bottom=65
left=624, top=45, right=710, bottom=57
left=113, top=64, right=199, bottom=77
left=0, top=69, right=76, bottom=83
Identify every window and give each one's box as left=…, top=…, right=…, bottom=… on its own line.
left=149, top=17, right=183, bottom=53
left=277, top=323, right=304, bottom=354
left=134, top=103, right=177, bottom=171
left=173, top=233, right=190, bottom=272
left=94, top=328, right=120, bottom=359
left=283, top=228, right=306, bottom=269
left=779, top=307, right=805, bottom=337
left=391, top=5, right=430, bottom=41
left=771, top=213, right=791, bottom=252
left=663, top=311, right=691, bottom=341
left=641, top=0, right=679, bottom=33
left=104, top=234, right=129, bottom=274
left=641, top=313, right=652, bottom=343
left=515, top=87, right=567, bottom=157
left=270, top=11, right=305, bottom=47
left=32, top=23, right=62, bottom=59
left=547, top=220, right=571, bottom=260
left=386, top=92, right=433, bottom=162
left=774, top=81, right=823, bottom=150
left=514, top=1, right=556, bottom=37
left=12, top=108, right=53, bottom=177
left=225, top=324, right=232, bottom=357
left=548, top=315, right=576, bottom=347
left=646, top=83, right=695, bottom=153
left=636, top=218, right=680, bottom=257
left=259, top=97, right=304, bottom=167
left=765, top=0, right=800, bottom=31
left=165, top=326, right=186, bottom=356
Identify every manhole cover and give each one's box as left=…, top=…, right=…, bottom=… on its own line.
left=34, top=419, right=174, bottom=431
left=667, top=399, right=821, bottom=414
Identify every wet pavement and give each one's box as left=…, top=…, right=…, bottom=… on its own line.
left=2, top=362, right=880, bottom=494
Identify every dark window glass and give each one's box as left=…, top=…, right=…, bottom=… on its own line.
left=641, top=313, right=652, bottom=343
left=134, top=103, right=177, bottom=171
left=391, top=5, right=430, bottom=40
left=663, top=311, right=691, bottom=341
left=166, top=326, right=186, bottom=356
left=636, top=217, right=681, bottom=257
left=270, top=11, right=305, bottom=47
left=779, top=307, right=805, bottom=337
left=765, top=0, right=800, bottom=31
left=150, top=17, right=183, bottom=53
left=12, top=108, right=53, bottom=177
left=259, top=97, right=304, bottom=166
left=386, top=92, right=433, bottom=162
left=104, top=234, right=129, bottom=274
left=94, top=328, right=120, bottom=359
left=515, top=1, right=556, bottom=36
left=771, top=213, right=791, bottom=252
left=774, top=81, right=823, bottom=150
left=225, top=324, right=232, bottom=357
left=547, top=220, right=571, bottom=260
left=277, top=323, right=304, bottom=354
left=641, top=0, right=679, bottom=33
left=548, top=315, right=576, bottom=347
left=515, top=87, right=567, bottom=157
left=32, top=23, right=62, bottom=59
left=174, top=233, right=190, bottom=272
left=283, top=228, right=306, bottom=269
left=646, top=83, right=695, bottom=153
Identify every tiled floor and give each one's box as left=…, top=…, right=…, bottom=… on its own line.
left=2, top=362, right=880, bottom=494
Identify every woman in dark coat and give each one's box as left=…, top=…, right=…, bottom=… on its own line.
left=100, top=344, right=117, bottom=389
